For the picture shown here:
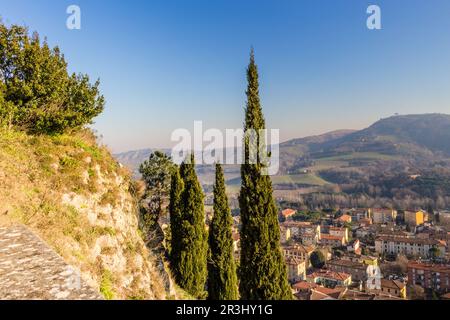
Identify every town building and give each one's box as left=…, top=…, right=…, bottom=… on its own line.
left=342, top=290, right=404, bottom=300
left=327, top=259, right=369, bottom=282
left=306, top=270, right=352, bottom=288
left=407, top=261, right=450, bottom=293
left=335, top=214, right=352, bottom=225
left=346, top=239, right=361, bottom=254
left=372, top=208, right=397, bottom=224
left=320, top=233, right=345, bottom=247
left=283, top=244, right=315, bottom=267
left=286, top=257, right=306, bottom=283
left=404, top=210, right=425, bottom=227
left=341, top=253, right=378, bottom=266
left=281, top=221, right=321, bottom=245
left=378, top=279, right=407, bottom=299
left=438, top=211, right=450, bottom=227
left=293, top=281, right=346, bottom=300
left=329, top=226, right=349, bottom=243
left=281, top=208, right=297, bottom=220
left=375, top=235, right=446, bottom=258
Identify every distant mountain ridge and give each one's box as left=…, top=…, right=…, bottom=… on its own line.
left=115, top=114, right=450, bottom=187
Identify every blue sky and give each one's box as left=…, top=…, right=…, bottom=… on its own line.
left=2, top=0, right=450, bottom=152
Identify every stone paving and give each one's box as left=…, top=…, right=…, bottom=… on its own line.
left=0, top=224, right=102, bottom=300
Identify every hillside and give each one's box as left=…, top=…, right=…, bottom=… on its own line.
left=115, top=114, right=450, bottom=209
left=0, top=128, right=176, bottom=300
left=278, top=114, right=450, bottom=209
left=116, top=114, right=450, bottom=180
left=309, top=114, right=450, bottom=159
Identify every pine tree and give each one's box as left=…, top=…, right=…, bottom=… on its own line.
left=207, top=164, right=239, bottom=300
left=238, top=50, right=292, bottom=300
left=169, top=165, right=184, bottom=278
left=175, top=155, right=208, bottom=298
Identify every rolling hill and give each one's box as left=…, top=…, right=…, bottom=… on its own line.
left=115, top=114, right=450, bottom=208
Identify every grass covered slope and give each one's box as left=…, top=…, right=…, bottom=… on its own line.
left=0, top=128, right=167, bottom=300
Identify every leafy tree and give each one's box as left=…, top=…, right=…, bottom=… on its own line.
left=208, top=164, right=239, bottom=300
left=139, top=151, right=175, bottom=247
left=310, top=250, right=326, bottom=269
left=408, top=284, right=425, bottom=300
left=429, top=247, right=441, bottom=260
left=171, top=155, right=208, bottom=298
left=238, top=50, right=291, bottom=300
left=0, top=22, right=104, bottom=133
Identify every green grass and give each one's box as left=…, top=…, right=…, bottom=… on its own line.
left=315, top=152, right=399, bottom=162
left=271, top=173, right=330, bottom=186
left=100, top=270, right=116, bottom=300
left=310, top=159, right=349, bottom=170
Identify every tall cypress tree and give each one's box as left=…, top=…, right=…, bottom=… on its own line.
left=169, top=165, right=184, bottom=279
left=238, top=50, right=292, bottom=300
left=175, top=155, right=208, bottom=298
left=208, top=164, right=239, bottom=300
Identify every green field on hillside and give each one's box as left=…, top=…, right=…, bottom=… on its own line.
left=315, top=152, right=399, bottom=162
left=271, top=173, right=330, bottom=186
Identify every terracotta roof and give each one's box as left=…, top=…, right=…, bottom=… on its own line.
left=359, top=218, right=372, bottom=224
left=407, top=261, right=450, bottom=273
left=313, top=286, right=346, bottom=299
left=283, top=244, right=315, bottom=254
left=381, top=279, right=405, bottom=290
left=441, top=292, right=450, bottom=299
left=285, top=256, right=305, bottom=266
left=321, top=234, right=344, bottom=241
left=293, top=281, right=317, bottom=291
left=376, top=235, right=443, bottom=246
left=310, top=290, right=335, bottom=300
left=282, top=209, right=296, bottom=217
left=327, top=259, right=367, bottom=270
left=329, top=226, right=346, bottom=231
left=343, top=290, right=375, bottom=300
left=373, top=294, right=404, bottom=300
left=307, top=270, right=351, bottom=282
left=337, top=215, right=352, bottom=222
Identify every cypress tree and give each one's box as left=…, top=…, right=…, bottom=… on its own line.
left=238, top=50, right=292, bottom=300
left=176, top=155, right=208, bottom=298
left=169, top=165, right=184, bottom=279
left=207, top=164, right=239, bottom=300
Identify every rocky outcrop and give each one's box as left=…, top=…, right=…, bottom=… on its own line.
left=0, top=129, right=174, bottom=300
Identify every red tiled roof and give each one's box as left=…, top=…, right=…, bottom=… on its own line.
left=376, top=235, right=444, bottom=246
left=285, top=256, right=305, bottom=266
left=293, top=281, right=317, bottom=291
left=282, top=209, right=296, bottom=217
left=283, top=244, right=315, bottom=254
left=314, top=286, right=346, bottom=299
left=337, top=215, right=352, bottom=222
left=327, top=259, right=367, bottom=270
left=321, top=234, right=344, bottom=241
left=307, top=270, right=351, bottom=282
left=407, top=261, right=450, bottom=273
left=380, top=279, right=405, bottom=290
